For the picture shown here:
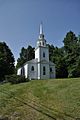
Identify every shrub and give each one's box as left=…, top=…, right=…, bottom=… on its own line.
left=5, top=74, right=29, bottom=84
left=26, top=78, right=30, bottom=82
left=0, top=75, right=5, bottom=82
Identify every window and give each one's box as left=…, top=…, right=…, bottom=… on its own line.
left=43, top=52, right=45, bottom=57
left=50, top=68, right=52, bottom=72
left=39, top=42, right=41, bottom=46
left=21, top=67, right=25, bottom=75
left=43, top=66, right=46, bottom=75
left=31, top=66, right=34, bottom=71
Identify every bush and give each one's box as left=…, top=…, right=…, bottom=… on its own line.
left=5, top=74, right=29, bottom=84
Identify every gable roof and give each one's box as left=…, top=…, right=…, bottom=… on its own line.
left=27, top=59, right=38, bottom=64
left=23, top=59, right=38, bottom=66
left=17, top=59, right=55, bottom=70
left=17, top=59, right=38, bottom=70
left=49, top=61, right=55, bottom=65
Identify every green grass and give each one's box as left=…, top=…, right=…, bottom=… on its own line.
left=0, top=78, right=80, bottom=120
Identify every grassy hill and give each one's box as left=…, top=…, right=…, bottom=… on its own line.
left=0, top=78, right=80, bottom=120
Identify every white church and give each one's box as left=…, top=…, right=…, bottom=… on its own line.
left=17, top=24, right=56, bottom=79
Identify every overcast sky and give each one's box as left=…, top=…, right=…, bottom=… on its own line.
left=0, top=0, right=80, bottom=61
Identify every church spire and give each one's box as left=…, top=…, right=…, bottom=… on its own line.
left=40, top=22, right=43, bottom=35
left=36, top=23, right=46, bottom=47
left=39, top=22, right=44, bottom=39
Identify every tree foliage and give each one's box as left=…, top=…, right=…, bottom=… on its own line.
left=48, top=31, right=80, bottom=78
left=63, top=31, right=80, bottom=77
left=0, top=42, right=15, bottom=81
left=16, top=45, right=35, bottom=68
left=48, top=45, right=68, bottom=78
left=63, top=31, right=78, bottom=53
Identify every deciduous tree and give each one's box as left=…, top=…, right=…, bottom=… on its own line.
left=16, top=45, right=35, bottom=68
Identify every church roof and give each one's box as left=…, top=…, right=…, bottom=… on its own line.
left=49, top=61, right=55, bottom=65
left=27, top=59, right=38, bottom=63
left=17, top=59, right=55, bottom=70
left=17, top=59, right=38, bottom=70
left=23, top=59, right=38, bottom=65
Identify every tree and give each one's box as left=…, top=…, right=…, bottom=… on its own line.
left=56, top=57, right=68, bottom=78
left=48, top=44, right=68, bottom=78
left=47, top=44, right=55, bottom=61
left=63, top=31, right=80, bottom=77
left=16, top=45, right=35, bottom=68
left=0, top=42, right=15, bottom=81
left=48, top=32, right=80, bottom=78
left=63, top=31, right=78, bottom=53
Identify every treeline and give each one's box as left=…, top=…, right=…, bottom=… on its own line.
left=49, top=31, right=80, bottom=78
left=0, top=31, right=80, bottom=81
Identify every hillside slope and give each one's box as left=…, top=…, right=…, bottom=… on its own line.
left=0, top=78, right=80, bottom=120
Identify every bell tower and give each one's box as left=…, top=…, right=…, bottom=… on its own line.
left=35, top=23, right=49, bottom=62
left=35, top=23, right=49, bottom=79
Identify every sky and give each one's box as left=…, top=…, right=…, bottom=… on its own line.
left=0, top=0, right=80, bottom=62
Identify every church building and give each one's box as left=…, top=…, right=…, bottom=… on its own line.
left=17, top=24, right=56, bottom=79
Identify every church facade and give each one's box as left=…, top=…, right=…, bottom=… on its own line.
left=17, top=24, right=56, bottom=79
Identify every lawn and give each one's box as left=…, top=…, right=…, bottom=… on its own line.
left=0, top=78, right=80, bottom=120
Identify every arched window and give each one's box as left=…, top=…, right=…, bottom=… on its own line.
left=21, top=67, right=25, bottom=76
left=39, top=42, right=41, bottom=46
left=31, top=66, right=34, bottom=71
left=43, top=66, right=46, bottom=75
left=43, top=52, right=45, bottom=57
left=50, top=67, right=52, bottom=72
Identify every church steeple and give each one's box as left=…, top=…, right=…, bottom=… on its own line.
left=37, top=23, right=46, bottom=47
left=39, top=22, right=44, bottom=39
left=35, top=23, right=49, bottom=63
left=40, top=22, right=43, bottom=34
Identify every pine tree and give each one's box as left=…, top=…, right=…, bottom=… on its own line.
left=0, top=42, right=15, bottom=81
